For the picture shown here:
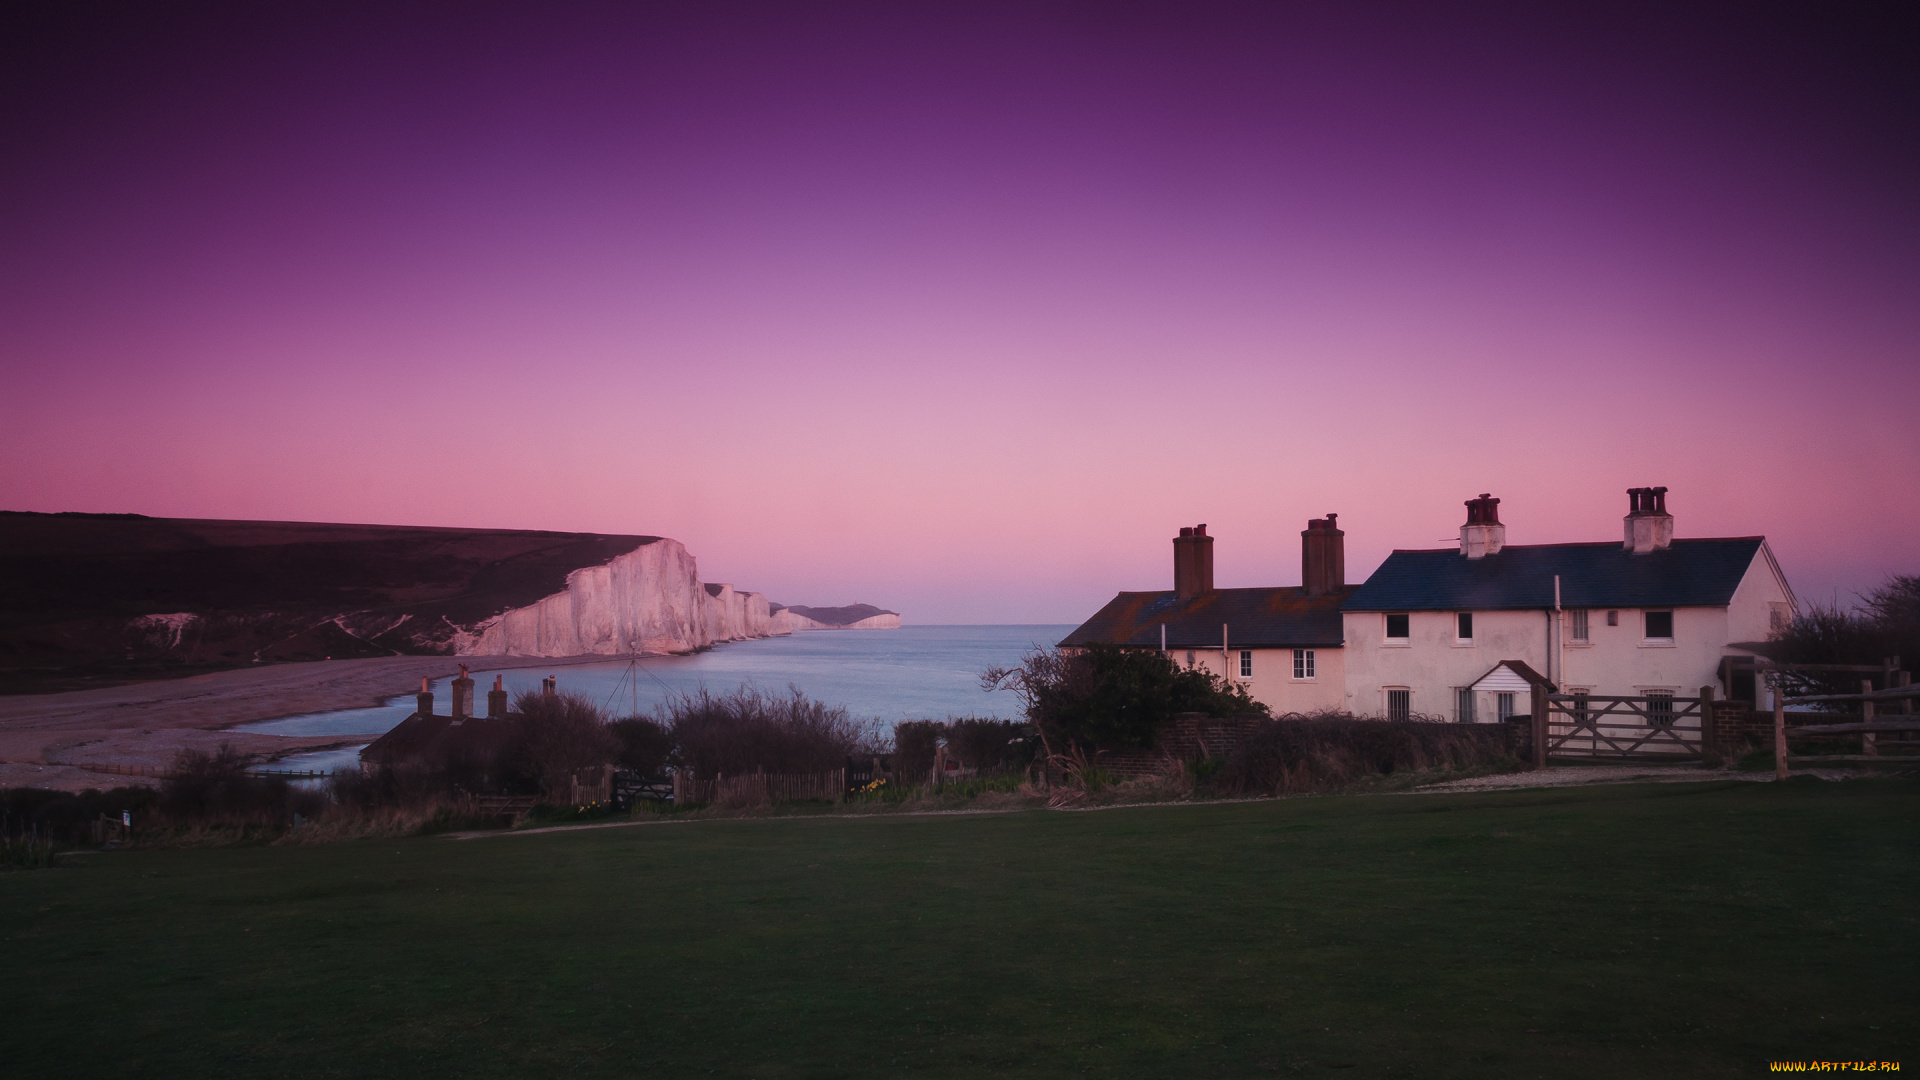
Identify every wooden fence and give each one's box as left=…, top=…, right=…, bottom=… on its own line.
left=671, top=768, right=847, bottom=806
left=1775, top=682, right=1920, bottom=778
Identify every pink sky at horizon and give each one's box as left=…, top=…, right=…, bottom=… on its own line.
left=2, top=2, right=1915, bottom=623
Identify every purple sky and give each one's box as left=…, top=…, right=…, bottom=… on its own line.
left=2, top=2, right=1915, bottom=622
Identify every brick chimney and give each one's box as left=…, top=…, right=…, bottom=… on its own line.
left=487, top=675, right=508, bottom=719
left=1460, top=494, right=1505, bottom=559
left=1302, top=514, right=1345, bottom=596
left=450, top=664, right=474, bottom=720
left=416, top=677, right=433, bottom=719
left=1624, top=486, right=1673, bottom=553
left=1173, top=524, right=1215, bottom=599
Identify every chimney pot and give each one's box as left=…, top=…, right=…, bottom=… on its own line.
left=451, top=666, right=475, bottom=720
left=1624, top=485, right=1674, bottom=552
left=1460, top=493, right=1506, bottom=558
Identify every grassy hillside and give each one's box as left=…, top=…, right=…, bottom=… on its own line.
left=0, top=512, right=653, bottom=692
left=2, top=779, right=1913, bottom=1078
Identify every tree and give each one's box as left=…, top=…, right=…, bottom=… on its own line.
left=1768, top=574, right=1920, bottom=697
left=982, top=644, right=1263, bottom=759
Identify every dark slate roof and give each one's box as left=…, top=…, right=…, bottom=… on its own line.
left=1059, top=586, right=1353, bottom=649
left=360, top=713, right=514, bottom=766
left=1342, top=538, right=1766, bottom=612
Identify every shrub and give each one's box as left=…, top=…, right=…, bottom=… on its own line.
left=667, top=686, right=878, bottom=776
left=508, top=690, right=620, bottom=793
left=944, top=717, right=1029, bottom=772
left=158, top=745, right=326, bottom=825
left=891, top=720, right=942, bottom=783
left=609, top=716, right=673, bottom=776
left=0, top=785, right=156, bottom=846
left=1215, top=714, right=1518, bottom=796
left=983, top=644, right=1263, bottom=756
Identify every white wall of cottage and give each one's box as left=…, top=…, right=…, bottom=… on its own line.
left=1340, top=544, right=1794, bottom=719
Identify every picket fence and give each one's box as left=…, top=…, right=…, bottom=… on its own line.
left=671, top=768, right=847, bottom=806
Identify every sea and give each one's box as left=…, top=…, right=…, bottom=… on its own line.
left=242, top=624, right=1074, bottom=773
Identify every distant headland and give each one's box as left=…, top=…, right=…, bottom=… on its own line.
left=0, top=511, right=897, bottom=694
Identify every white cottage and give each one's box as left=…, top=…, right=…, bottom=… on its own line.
left=1340, top=488, right=1796, bottom=721
left=1060, top=518, right=1354, bottom=715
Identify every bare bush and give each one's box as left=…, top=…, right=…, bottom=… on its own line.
left=1215, top=715, right=1519, bottom=796
left=667, top=686, right=879, bottom=775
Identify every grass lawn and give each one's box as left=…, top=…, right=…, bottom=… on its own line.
left=3, top=778, right=1915, bottom=1078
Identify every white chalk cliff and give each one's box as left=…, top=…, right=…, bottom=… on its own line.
left=460, top=539, right=770, bottom=657
left=457, top=538, right=895, bottom=657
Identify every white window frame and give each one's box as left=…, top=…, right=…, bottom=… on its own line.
left=1640, top=686, right=1677, bottom=727
left=1455, top=687, right=1475, bottom=723
left=1383, top=612, right=1411, bottom=646
left=1385, top=687, right=1411, bottom=722
left=1569, top=608, right=1591, bottom=644
left=1567, top=687, right=1592, bottom=724
left=1454, top=611, right=1475, bottom=647
left=1495, top=692, right=1516, bottom=721
left=1238, top=649, right=1253, bottom=679
left=1291, top=648, right=1315, bottom=680
left=1641, top=609, right=1676, bottom=648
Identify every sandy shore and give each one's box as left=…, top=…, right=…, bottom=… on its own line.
left=0, top=654, right=625, bottom=791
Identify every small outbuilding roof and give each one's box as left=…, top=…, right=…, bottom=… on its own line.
left=1342, top=537, right=1767, bottom=613
left=1060, top=586, right=1353, bottom=650
left=1468, top=660, right=1555, bottom=693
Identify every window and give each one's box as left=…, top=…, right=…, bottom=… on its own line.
left=1457, top=612, right=1474, bottom=642
left=1496, top=692, right=1516, bottom=720
left=1570, top=609, right=1590, bottom=642
left=1571, top=691, right=1591, bottom=724
left=1456, top=688, right=1475, bottom=723
left=1645, top=610, right=1674, bottom=640
left=1292, top=649, right=1315, bottom=679
left=1647, top=690, right=1674, bottom=726
left=1769, top=602, right=1790, bottom=632
left=1239, top=650, right=1253, bottom=678
left=1385, top=613, right=1410, bottom=641
left=1387, top=689, right=1411, bottom=722
left=1606, top=610, right=1619, bottom=627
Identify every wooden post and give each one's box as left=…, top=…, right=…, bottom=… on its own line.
left=1900, top=670, right=1913, bottom=716
left=1529, top=683, right=1548, bottom=770
left=1699, top=685, right=1717, bottom=760
left=1862, top=679, right=1877, bottom=756
left=1773, top=674, right=1788, bottom=781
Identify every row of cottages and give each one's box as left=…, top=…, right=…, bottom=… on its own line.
left=1061, top=487, right=1798, bottom=720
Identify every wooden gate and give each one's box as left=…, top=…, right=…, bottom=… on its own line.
left=1542, top=693, right=1705, bottom=761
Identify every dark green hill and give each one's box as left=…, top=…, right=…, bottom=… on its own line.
left=0, top=512, right=652, bottom=693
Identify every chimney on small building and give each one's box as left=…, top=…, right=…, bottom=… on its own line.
left=1301, top=514, right=1345, bottom=596
left=1173, top=524, right=1215, bottom=599
left=450, top=664, right=474, bottom=720
left=1623, top=486, right=1673, bottom=553
left=1460, top=494, right=1505, bottom=559
left=541, top=675, right=557, bottom=698
left=487, top=675, right=508, bottom=720
left=416, top=677, right=433, bottom=718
